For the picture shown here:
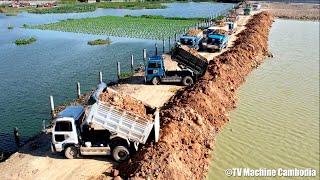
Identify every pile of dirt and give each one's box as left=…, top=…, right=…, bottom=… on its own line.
left=215, top=20, right=226, bottom=27
left=99, top=89, right=152, bottom=120
left=187, top=29, right=202, bottom=36
left=214, top=29, right=228, bottom=35
left=118, top=12, right=274, bottom=179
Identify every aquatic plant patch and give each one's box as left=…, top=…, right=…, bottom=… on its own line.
left=15, top=37, right=37, bottom=45
left=27, top=2, right=165, bottom=14
left=87, top=38, right=112, bottom=46
left=28, top=4, right=96, bottom=14
left=29, top=16, right=198, bottom=40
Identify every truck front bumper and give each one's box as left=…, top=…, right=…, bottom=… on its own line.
left=51, top=143, right=63, bottom=152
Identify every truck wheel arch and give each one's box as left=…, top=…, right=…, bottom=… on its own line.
left=109, top=136, right=130, bottom=148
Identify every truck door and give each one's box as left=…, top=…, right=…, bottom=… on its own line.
left=146, top=61, right=164, bottom=81
left=53, top=120, right=79, bottom=148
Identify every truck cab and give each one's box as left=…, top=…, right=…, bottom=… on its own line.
left=180, top=34, right=203, bottom=50
left=244, top=5, right=252, bottom=15
left=51, top=106, right=84, bottom=156
left=208, top=33, right=228, bottom=51
left=145, top=56, right=165, bottom=84
left=52, top=105, right=133, bottom=162
left=145, top=56, right=194, bottom=86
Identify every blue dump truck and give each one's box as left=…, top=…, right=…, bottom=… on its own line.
left=179, top=30, right=204, bottom=50
left=203, top=30, right=229, bottom=52
left=145, top=44, right=208, bottom=86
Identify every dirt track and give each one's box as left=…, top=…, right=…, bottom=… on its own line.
left=119, top=12, right=274, bottom=179
left=0, top=134, right=113, bottom=180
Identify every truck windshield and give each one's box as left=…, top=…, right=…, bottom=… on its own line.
left=55, top=121, right=72, bottom=132
left=148, top=62, right=161, bottom=68
left=180, top=39, right=194, bottom=46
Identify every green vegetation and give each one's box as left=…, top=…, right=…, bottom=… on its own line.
left=30, top=15, right=198, bottom=39
left=119, top=72, right=134, bottom=79
left=29, top=4, right=96, bottom=14
left=0, top=2, right=166, bottom=15
left=96, top=2, right=166, bottom=10
left=27, top=2, right=165, bottom=14
left=125, top=14, right=205, bottom=21
left=0, top=5, right=16, bottom=16
left=22, top=24, right=28, bottom=28
left=15, top=37, right=37, bottom=45
left=88, top=38, right=112, bottom=45
left=8, top=25, right=14, bottom=30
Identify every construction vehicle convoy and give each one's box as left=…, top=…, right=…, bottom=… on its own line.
left=144, top=9, right=241, bottom=86
left=51, top=86, right=160, bottom=162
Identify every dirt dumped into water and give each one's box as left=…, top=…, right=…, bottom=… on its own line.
left=100, top=89, right=152, bottom=120
left=118, top=12, right=274, bottom=179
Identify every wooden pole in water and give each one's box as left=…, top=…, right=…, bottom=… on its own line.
left=162, top=39, right=165, bottom=54
left=99, top=71, right=103, bottom=83
left=131, top=54, right=134, bottom=73
left=143, top=48, right=147, bottom=62
left=174, top=33, right=177, bottom=43
left=49, top=95, right=55, bottom=118
left=155, top=43, right=158, bottom=56
left=13, top=127, right=20, bottom=147
left=77, top=82, right=81, bottom=98
left=168, top=37, right=171, bottom=53
left=42, top=120, right=46, bottom=132
left=117, top=62, right=121, bottom=80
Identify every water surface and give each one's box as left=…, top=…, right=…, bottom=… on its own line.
left=208, top=19, right=319, bottom=179
left=0, top=2, right=233, bottom=153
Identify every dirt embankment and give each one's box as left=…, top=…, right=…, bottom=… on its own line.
left=118, top=12, right=274, bottom=179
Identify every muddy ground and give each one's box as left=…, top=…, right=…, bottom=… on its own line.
left=259, top=1, right=320, bottom=20
left=118, top=12, right=274, bottom=179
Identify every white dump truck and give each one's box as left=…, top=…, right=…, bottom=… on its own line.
left=51, top=87, right=159, bottom=162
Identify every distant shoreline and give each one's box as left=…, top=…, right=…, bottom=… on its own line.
left=257, top=1, right=320, bottom=20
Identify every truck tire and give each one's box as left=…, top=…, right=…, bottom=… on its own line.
left=151, top=77, right=160, bottom=85
left=112, top=146, right=130, bottom=162
left=182, top=76, right=193, bottom=86
left=65, top=146, right=78, bottom=159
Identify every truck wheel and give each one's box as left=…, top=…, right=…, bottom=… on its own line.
left=151, top=77, right=160, bottom=85
left=65, top=146, right=78, bottom=159
left=182, top=76, right=193, bottom=86
left=112, top=146, right=130, bottom=162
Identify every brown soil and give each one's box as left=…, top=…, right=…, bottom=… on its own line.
left=260, top=2, right=320, bottom=20
left=214, top=29, right=228, bottom=35
left=118, top=12, right=274, bottom=179
left=187, top=29, right=202, bottom=36
left=99, top=89, right=152, bottom=120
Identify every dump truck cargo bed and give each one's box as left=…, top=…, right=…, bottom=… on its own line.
left=171, top=44, right=208, bottom=77
left=85, top=102, right=159, bottom=144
